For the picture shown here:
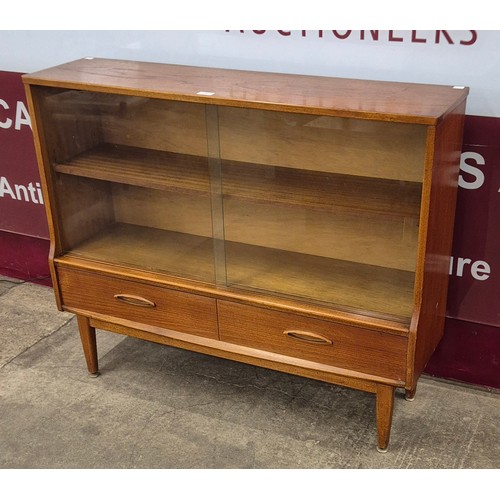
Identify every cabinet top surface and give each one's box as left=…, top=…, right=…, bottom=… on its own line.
left=23, top=57, right=468, bottom=124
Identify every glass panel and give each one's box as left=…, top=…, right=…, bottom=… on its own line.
left=218, top=107, right=426, bottom=320
left=38, top=88, right=215, bottom=282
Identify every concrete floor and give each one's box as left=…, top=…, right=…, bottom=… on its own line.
left=1, top=275, right=499, bottom=469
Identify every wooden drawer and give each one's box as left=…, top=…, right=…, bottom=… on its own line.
left=57, top=267, right=218, bottom=339
left=218, top=301, right=407, bottom=382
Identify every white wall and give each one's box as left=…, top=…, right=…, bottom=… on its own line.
left=1, top=30, right=498, bottom=117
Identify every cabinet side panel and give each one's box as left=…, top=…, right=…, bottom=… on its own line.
left=43, top=91, right=104, bottom=163
left=56, top=175, right=115, bottom=251
left=23, top=85, right=79, bottom=308
left=410, top=102, right=467, bottom=387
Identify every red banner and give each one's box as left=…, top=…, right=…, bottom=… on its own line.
left=0, top=71, right=48, bottom=238
left=447, top=116, right=500, bottom=327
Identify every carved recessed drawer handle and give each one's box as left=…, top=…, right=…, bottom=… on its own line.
left=284, top=330, right=333, bottom=345
left=114, top=294, right=156, bottom=308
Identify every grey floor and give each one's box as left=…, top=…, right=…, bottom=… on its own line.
left=1, top=275, right=499, bottom=469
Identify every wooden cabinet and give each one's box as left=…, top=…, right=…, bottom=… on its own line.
left=23, top=58, right=468, bottom=451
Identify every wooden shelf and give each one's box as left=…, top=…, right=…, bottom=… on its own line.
left=68, top=223, right=414, bottom=320
left=54, top=143, right=211, bottom=195
left=225, top=240, right=415, bottom=320
left=223, top=160, right=421, bottom=217
left=54, top=143, right=421, bottom=217
left=68, top=223, right=216, bottom=283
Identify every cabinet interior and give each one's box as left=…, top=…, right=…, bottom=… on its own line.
left=39, top=88, right=427, bottom=321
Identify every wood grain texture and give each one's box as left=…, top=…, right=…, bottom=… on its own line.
left=407, top=102, right=467, bottom=391
left=376, top=384, right=395, bottom=451
left=222, top=197, right=419, bottom=272
left=23, top=58, right=469, bottom=124
left=66, top=223, right=215, bottom=282
left=58, top=266, right=219, bottom=339
left=222, top=159, right=422, bottom=217
left=23, top=85, right=64, bottom=307
left=55, top=175, right=115, bottom=252
left=63, top=222, right=415, bottom=320
left=53, top=145, right=421, bottom=272
left=88, top=314, right=387, bottom=391
left=218, top=108, right=427, bottom=182
left=54, top=255, right=410, bottom=336
left=53, top=143, right=422, bottom=216
left=76, top=315, right=99, bottom=375
left=54, top=144, right=211, bottom=194
left=23, top=59, right=469, bottom=451
left=218, top=301, right=407, bottom=382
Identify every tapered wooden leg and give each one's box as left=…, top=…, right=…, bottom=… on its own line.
left=376, top=384, right=395, bottom=453
left=77, top=315, right=99, bottom=377
left=405, top=387, right=417, bottom=401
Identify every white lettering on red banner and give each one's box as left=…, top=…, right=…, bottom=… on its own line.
left=0, top=176, right=43, bottom=204
left=449, top=256, right=491, bottom=281
left=459, top=151, right=500, bottom=193
left=0, top=98, right=31, bottom=130
left=460, top=152, right=486, bottom=190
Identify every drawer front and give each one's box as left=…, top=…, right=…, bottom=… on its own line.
left=57, top=267, right=218, bottom=339
left=218, top=301, right=407, bottom=381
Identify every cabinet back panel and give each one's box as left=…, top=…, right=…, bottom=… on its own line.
left=218, top=107, right=427, bottom=182
left=39, top=89, right=105, bottom=164
left=41, top=89, right=209, bottom=162
left=101, top=98, right=208, bottom=156
left=223, top=198, right=419, bottom=271
left=112, top=184, right=213, bottom=237
left=108, top=183, right=418, bottom=271
left=224, top=241, right=415, bottom=320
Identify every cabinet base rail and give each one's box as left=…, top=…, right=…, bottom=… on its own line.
left=76, top=313, right=400, bottom=452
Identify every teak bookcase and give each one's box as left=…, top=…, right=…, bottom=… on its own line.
left=23, top=58, right=468, bottom=451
